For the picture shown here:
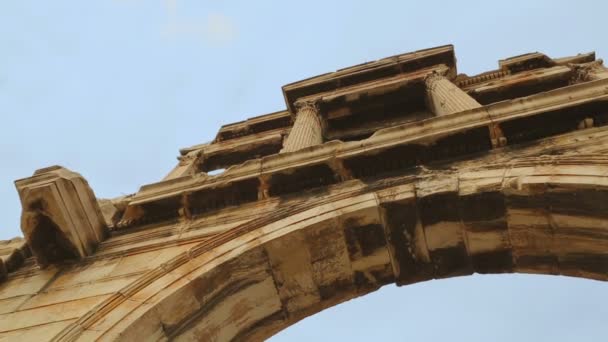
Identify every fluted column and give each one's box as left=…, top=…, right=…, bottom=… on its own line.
left=281, top=101, right=323, bottom=153
left=425, top=73, right=507, bottom=148
left=425, top=73, right=482, bottom=116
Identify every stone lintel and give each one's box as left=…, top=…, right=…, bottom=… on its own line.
left=116, top=78, right=608, bottom=229
left=463, top=65, right=572, bottom=93
left=211, top=110, right=292, bottom=144
left=296, top=64, right=450, bottom=116
left=553, top=51, right=596, bottom=66
left=499, top=52, right=555, bottom=73
left=282, top=45, right=456, bottom=114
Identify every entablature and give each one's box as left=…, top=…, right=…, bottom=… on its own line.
left=282, top=45, right=457, bottom=115
left=116, top=78, right=608, bottom=229
left=211, top=110, right=291, bottom=143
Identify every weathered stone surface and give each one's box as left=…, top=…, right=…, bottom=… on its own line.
left=15, top=166, right=108, bottom=266
left=1, top=45, right=608, bottom=341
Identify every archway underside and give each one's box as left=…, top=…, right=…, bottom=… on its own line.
left=53, top=151, right=608, bottom=342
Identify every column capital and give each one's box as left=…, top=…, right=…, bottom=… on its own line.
left=424, top=71, right=448, bottom=91
left=293, top=99, right=323, bottom=128
left=281, top=99, right=324, bottom=153
left=424, top=72, right=481, bottom=116
left=570, top=59, right=606, bottom=83
left=294, top=99, right=321, bottom=114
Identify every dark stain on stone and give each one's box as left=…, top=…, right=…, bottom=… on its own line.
left=342, top=127, right=491, bottom=181
left=471, top=250, right=514, bottom=274
left=190, top=178, right=260, bottom=217
left=382, top=201, right=434, bottom=285
left=544, top=190, right=608, bottom=218
left=29, top=214, right=80, bottom=265
left=464, top=219, right=508, bottom=233
left=507, top=189, right=608, bottom=219
left=459, top=191, right=507, bottom=223
left=515, top=255, right=559, bottom=274
left=231, top=310, right=286, bottom=341
left=318, top=278, right=354, bottom=301
left=372, top=266, right=396, bottom=286
left=269, top=163, right=339, bottom=197
left=560, top=253, right=608, bottom=276
left=424, top=127, right=492, bottom=164
left=500, top=101, right=606, bottom=145
left=344, top=224, right=387, bottom=258
left=430, top=244, right=474, bottom=278
left=140, top=195, right=182, bottom=223
left=419, top=192, right=460, bottom=227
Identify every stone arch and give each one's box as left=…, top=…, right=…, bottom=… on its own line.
left=53, top=155, right=608, bottom=341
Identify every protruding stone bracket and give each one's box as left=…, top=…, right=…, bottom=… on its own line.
left=258, top=175, right=270, bottom=200
left=327, top=158, right=353, bottom=182
left=489, top=123, right=508, bottom=148
left=179, top=193, right=192, bottom=220
left=15, top=166, right=108, bottom=267
left=578, top=117, right=595, bottom=130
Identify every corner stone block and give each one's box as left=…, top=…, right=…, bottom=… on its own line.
left=15, top=166, right=108, bottom=266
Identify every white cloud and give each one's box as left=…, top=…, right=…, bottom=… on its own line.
left=163, top=1, right=238, bottom=45
left=204, top=13, right=237, bottom=44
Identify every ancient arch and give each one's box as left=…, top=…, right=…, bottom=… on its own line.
left=2, top=45, right=607, bottom=341
left=52, top=154, right=608, bottom=341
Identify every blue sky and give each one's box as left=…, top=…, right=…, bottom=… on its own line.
left=0, top=1, right=606, bottom=341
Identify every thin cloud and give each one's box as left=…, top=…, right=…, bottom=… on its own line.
left=204, top=13, right=237, bottom=44
left=164, top=0, right=238, bottom=45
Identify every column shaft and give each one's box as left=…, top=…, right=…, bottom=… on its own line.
left=425, top=74, right=482, bottom=116
left=281, top=103, right=323, bottom=153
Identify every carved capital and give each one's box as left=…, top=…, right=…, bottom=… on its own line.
left=293, top=99, right=323, bottom=129
left=424, top=72, right=447, bottom=92
left=294, top=99, right=320, bottom=114
left=178, top=150, right=203, bottom=166
left=570, top=60, right=606, bottom=83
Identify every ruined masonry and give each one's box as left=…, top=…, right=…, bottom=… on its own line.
left=1, top=45, right=608, bottom=341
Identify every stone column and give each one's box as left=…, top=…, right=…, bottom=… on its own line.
left=281, top=101, right=323, bottom=153
left=425, top=73, right=482, bottom=116
left=425, top=73, right=507, bottom=147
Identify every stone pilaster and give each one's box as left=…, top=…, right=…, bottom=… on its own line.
left=425, top=73, right=482, bottom=116
left=281, top=101, right=323, bottom=153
